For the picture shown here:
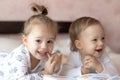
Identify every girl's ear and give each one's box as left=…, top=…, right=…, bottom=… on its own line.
left=22, top=35, right=27, bottom=45
left=74, top=40, right=83, bottom=50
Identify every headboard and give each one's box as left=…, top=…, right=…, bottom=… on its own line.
left=0, top=21, right=71, bottom=34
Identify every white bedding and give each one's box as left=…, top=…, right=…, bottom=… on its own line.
left=43, top=74, right=120, bottom=80
left=0, top=34, right=22, bottom=52
left=0, top=33, right=120, bottom=75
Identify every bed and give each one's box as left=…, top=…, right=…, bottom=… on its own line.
left=0, top=21, right=120, bottom=75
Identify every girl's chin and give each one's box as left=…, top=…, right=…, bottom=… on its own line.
left=38, top=54, right=47, bottom=59
left=38, top=56, right=47, bottom=60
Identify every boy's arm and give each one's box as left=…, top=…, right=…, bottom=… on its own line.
left=97, top=59, right=118, bottom=76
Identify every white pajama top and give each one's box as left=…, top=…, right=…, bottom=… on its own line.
left=0, top=44, right=48, bottom=80
left=60, top=51, right=118, bottom=77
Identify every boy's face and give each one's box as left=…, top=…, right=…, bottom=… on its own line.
left=23, top=24, right=55, bottom=60
left=75, top=25, right=106, bottom=58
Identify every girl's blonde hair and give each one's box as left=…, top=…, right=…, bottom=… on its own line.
left=69, top=16, right=103, bottom=51
left=23, top=3, right=58, bottom=38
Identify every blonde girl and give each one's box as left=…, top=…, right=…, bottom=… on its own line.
left=0, top=3, right=62, bottom=80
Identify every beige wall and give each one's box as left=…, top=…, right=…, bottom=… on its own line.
left=0, top=0, right=120, bottom=53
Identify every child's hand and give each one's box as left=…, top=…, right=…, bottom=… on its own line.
left=82, top=55, right=103, bottom=74
left=81, top=66, right=91, bottom=74
left=42, top=53, right=62, bottom=75
left=49, top=53, right=62, bottom=73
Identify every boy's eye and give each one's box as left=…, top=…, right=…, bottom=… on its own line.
left=102, top=37, right=105, bottom=40
left=102, top=37, right=105, bottom=42
left=92, top=39, right=97, bottom=41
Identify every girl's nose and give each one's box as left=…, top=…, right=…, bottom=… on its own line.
left=41, top=42, right=47, bottom=49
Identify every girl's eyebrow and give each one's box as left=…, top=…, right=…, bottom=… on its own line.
left=35, top=37, right=55, bottom=40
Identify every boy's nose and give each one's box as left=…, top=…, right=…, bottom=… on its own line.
left=98, top=41, right=104, bottom=47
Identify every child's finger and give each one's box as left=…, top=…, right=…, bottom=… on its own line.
left=83, top=55, right=93, bottom=62
left=47, top=53, right=52, bottom=58
left=51, top=54, right=58, bottom=60
left=50, top=61, right=56, bottom=71
left=48, top=57, right=54, bottom=64
left=54, top=54, right=62, bottom=64
left=51, top=60, right=56, bottom=66
left=46, top=55, right=53, bottom=64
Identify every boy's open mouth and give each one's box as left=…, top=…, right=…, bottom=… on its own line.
left=95, top=49, right=103, bottom=53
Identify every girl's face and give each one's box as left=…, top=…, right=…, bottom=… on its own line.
left=75, top=25, right=106, bottom=58
left=22, top=24, right=55, bottom=60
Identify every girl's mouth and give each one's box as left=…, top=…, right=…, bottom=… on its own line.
left=37, top=51, right=48, bottom=56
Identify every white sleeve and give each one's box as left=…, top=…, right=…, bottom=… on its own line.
left=59, top=52, right=82, bottom=77
left=99, top=60, right=118, bottom=76
left=59, top=55, right=75, bottom=76
left=17, top=73, right=43, bottom=80
left=6, top=52, right=43, bottom=80
left=97, top=54, right=118, bottom=76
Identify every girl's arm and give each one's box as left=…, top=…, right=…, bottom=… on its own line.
left=7, top=52, right=64, bottom=80
left=6, top=53, right=43, bottom=80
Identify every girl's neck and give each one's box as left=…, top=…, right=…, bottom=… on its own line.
left=30, top=53, right=40, bottom=70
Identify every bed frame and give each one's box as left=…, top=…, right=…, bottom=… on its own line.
left=0, top=21, right=71, bottom=34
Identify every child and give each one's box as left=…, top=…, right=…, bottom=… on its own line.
left=60, top=16, right=118, bottom=77
left=0, top=3, right=63, bottom=80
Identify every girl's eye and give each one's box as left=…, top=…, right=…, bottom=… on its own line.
left=36, top=40, right=41, bottom=43
left=47, top=40, right=53, bottom=44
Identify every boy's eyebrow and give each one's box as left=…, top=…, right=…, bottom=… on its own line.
left=50, top=38, right=55, bottom=40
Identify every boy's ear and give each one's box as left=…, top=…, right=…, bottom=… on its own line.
left=74, top=40, right=83, bottom=50
left=22, top=35, right=27, bottom=45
